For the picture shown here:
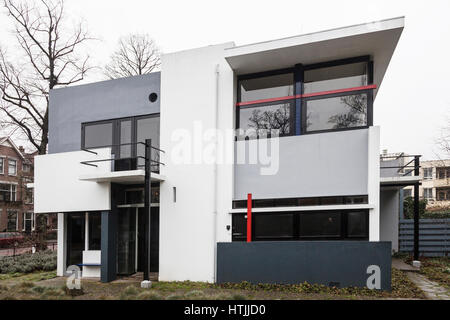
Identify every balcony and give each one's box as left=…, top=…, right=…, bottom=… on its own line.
left=79, top=141, right=165, bottom=184
left=380, top=154, right=421, bottom=187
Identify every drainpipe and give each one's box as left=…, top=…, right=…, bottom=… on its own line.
left=212, top=64, right=220, bottom=282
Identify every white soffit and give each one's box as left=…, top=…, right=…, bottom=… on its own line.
left=225, top=17, right=404, bottom=95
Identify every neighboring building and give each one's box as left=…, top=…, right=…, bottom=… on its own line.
left=403, top=159, right=450, bottom=210
left=0, top=137, right=35, bottom=233
left=34, top=17, right=410, bottom=290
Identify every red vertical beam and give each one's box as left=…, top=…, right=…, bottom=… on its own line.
left=247, top=193, right=252, bottom=243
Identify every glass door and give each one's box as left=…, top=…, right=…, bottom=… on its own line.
left=117, top=208, right=137, bottom=275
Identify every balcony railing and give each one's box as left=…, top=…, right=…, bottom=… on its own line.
left=380, top=154, right=421, bottom=178
left=80, top=141, right=164, bottom=173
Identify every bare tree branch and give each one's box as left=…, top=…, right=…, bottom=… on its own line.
left=104, top=34, right=161, bottom=79
left=0, top=0, right=93, bottom=154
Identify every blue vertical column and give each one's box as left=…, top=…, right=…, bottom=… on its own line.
left=101, top=209, right=117, bottom=283
left=294, top=64, right=304, bottom=135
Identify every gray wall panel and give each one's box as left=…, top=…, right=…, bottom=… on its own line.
left=49, top=73, right=160, bottom=154
left=234, top=129, right=369, bottom=200
left=217, top=241, right=391, bottom=290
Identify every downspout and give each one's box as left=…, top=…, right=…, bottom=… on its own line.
left=212, top=64, right=220, bottom=282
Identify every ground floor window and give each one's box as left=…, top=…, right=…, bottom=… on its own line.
left=232, top=210, right=369, bottom=241
left=88, top=212, right=101, bottom=250
left=7, top=210, right=18, bottom=231
left=23, top=212, right=34, bottom=232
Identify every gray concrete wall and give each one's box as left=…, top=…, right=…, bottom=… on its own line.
left=49, top=73, right=161, bottom=154
left=217, top=241, right=392, bottom=290
left=234, top=129, right=369, bottom=200
left=380, top=189, right=400, bottom=252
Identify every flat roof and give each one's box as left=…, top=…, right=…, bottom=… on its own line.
left=225, top=17, right=405, bottom=97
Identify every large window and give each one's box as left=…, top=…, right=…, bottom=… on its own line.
left=83, top=122, right=113, bottom=149
left=82, top=114, right=160, bottom=171
left=239, top=73, right=294, bottom=103
left=254, top=213, right=294, bottom=240
left=303, top=62, right=368, bottom=94
left=304, top=92, right=368, bottom=132
left=236, top=57, right=373, bottom=137
left=299, top=212, right=341, bottom=239
left=238, top=101, right=294, bottom=138
left=232, top=210, right=369, bottom=241
left=423, top=167, right=433, bottom=180
left=0, top=158, right=4, bottom=174
left=0, top=184, right=16, bottom=202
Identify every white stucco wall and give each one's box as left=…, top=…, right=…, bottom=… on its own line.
left=159, top=43, right=235, bottom=282
left=368, top=126, right=381, bottom=241
left=34, top=148, right=111, bottom=213
left=380, top=189, right=400, bottom=252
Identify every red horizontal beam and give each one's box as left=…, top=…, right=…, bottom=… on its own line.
left=236, top=84, right=377, bottom=107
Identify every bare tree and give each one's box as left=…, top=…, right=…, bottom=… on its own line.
left=104, top=34, right=161, bottom=79
left=0, top=0, right=93, bottom=154
left=247, top=103, right=291, bottom=136
left=436, top=115, right=450, bottom=158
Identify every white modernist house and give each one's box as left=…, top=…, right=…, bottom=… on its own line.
left=34, top=17, right=415, bottom=290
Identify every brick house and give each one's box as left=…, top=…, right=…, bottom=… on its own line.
left=0, top=137, right=37, bottom=233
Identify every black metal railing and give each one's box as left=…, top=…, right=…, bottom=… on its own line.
left=380, top=153, right=421, bottom=178
left=80, top=141, right=165, bottom=173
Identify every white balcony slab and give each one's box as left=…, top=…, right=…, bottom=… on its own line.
left=79, top=169, right=165, bottom=184
left=380, top=176, right=420, bottom=186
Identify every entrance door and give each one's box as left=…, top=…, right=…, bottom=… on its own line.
left=117, top=208, right=137, bottom=275
left=66, top=213, right=85, bottom=267
left=137, top=207, right=159, bottom=272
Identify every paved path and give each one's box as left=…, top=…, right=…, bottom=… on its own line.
left=392, top=258, right=449, bottom=300
left=406, top=272, right=450, bottom=300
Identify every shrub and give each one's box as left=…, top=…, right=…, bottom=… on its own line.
left=137, top=291, right=161, bottom=300
left=0, top=250, right=56, bottom=274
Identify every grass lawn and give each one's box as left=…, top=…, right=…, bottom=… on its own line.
left=0, top=268, right=425, bottom=300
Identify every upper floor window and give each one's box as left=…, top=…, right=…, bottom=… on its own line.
left=0, top=183, right=16, bottom=202
left=236, top=57, right=374, bottom=138
left=22, top=163, right=31, bottom=172
left=0, top=158, right=4, bottom=174
left=8, top=159, right=17, bottom=176
left=436, top=167, right=450, bottom=179
left=423, top=167, right=433, bottom=180
left=239, top=73, right=294, bottom=103
left=82, top=114, right=160, bottom=171
left=23, top=212, right=35, bottom=232
left=303, top=62, right=368, bottom=94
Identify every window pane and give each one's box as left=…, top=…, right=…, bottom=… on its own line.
left=254, top=213, right=294, bottom=240
left=304, top=62, right=368, bottom=94
left=232, top=214, right=247, bottom=241
left=120, top=120, right=132, bottom=158
left=347, top=211, right=368, bottom=238
left=88, top=213, right=101, bottom=251
left=0, top=158, right=3, bottom=173
left=239, top=102, right=293, bottom=137
left=137, top=116, right=160, bottom=169
left=299, top=212, right=341, bottom=238
left=240, top=73, right=294, bottom=102
left=8, top=160, right=17, bottom=175
left=7, top=211, right=17, bottom=231
left=84, top=122, right=113, bottom=149
left=305, top=93, right=367, bottom=132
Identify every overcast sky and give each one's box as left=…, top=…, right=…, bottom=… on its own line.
left=0, top=0, right=449, bottom=159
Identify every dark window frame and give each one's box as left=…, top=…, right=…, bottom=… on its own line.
left=236, top=56, right=374, bottom=137
left=232, top=210, right=369, bottom=242
left=81, top=113, right=160, bottom=158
